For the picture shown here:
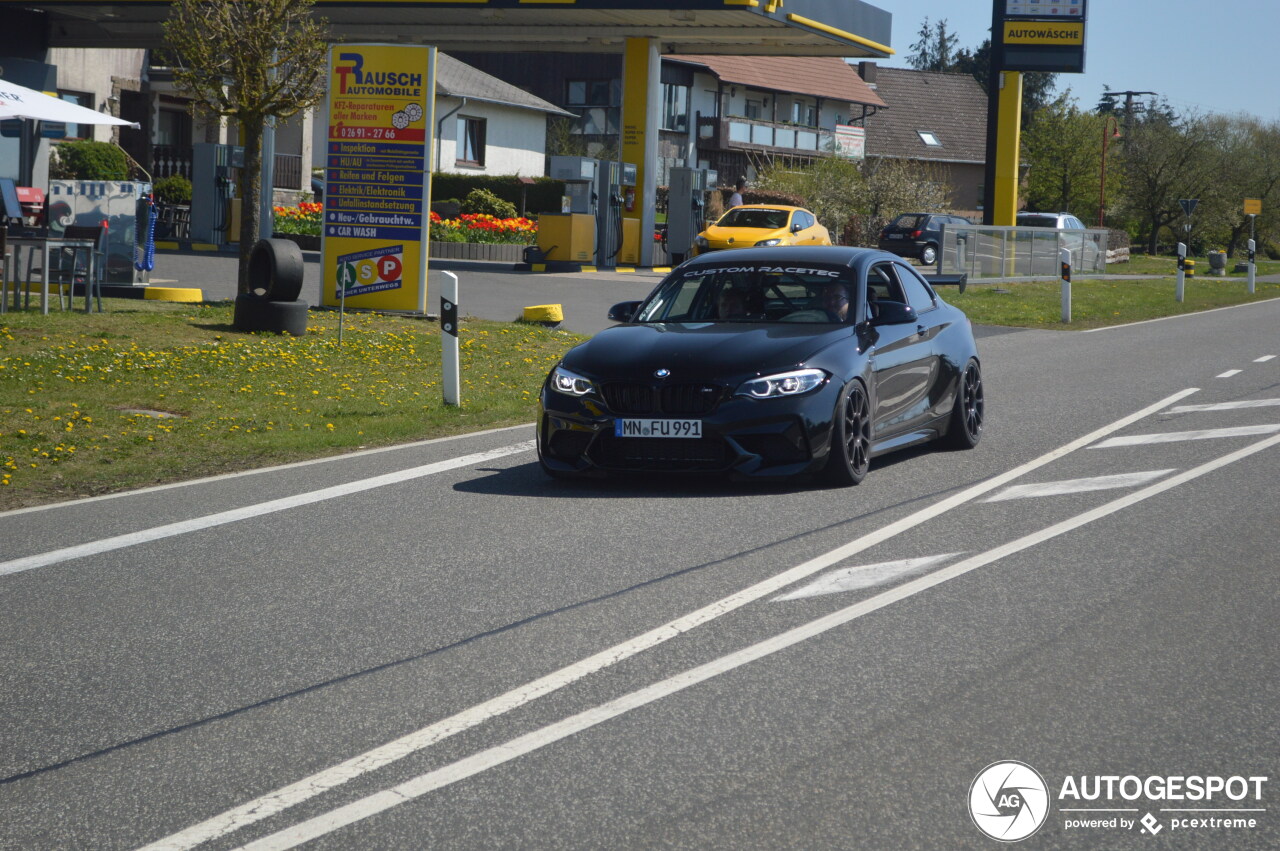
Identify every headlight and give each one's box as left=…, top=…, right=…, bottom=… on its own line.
left=694, top=236, right=709, bottom=248
left=754, top=238, right=782, bottom=247
left=736, top=368, right=828, bottom=399
left=550, top=365, right=596, bottom=397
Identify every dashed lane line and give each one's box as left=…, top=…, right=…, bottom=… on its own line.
left=984, top=470, right=1175, bottom=502
left=1092, top=424, right=1280, bottom=449
left=1169, top=399, right=1280, bottom=413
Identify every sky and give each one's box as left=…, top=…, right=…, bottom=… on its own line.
left=880, top=0, right=1279, bottom=121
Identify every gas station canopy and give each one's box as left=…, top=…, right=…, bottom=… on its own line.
left=7, top=0, right=893, bottom=56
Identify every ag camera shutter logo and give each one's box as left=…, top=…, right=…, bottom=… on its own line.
left=969, top=761, right=1050, bottom=842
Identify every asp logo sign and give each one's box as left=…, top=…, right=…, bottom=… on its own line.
left=969, top=761, right=1051, bottom=842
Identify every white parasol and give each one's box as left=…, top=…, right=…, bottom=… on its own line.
left=0, top=77, right=139, bottom=128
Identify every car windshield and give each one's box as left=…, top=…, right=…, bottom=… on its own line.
left=716, top=208, right=790, bottom=230
left=1017, top=214, right=1060, bottom=228
left=633, top=263, right=859, bottom=324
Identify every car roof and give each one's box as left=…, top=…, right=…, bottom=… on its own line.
left=681, top=245, right=897, bottom=270
left=724, top=204, right=808, bottom=213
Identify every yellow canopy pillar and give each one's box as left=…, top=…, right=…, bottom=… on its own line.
left=992, top=70, right=1023, bottom=227
left=621, top=37, right=660, bottom=267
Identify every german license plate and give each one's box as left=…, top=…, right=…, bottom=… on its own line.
left=614, top=418, right=702, bottom=438
left=888, top=233, right=904, bottom=239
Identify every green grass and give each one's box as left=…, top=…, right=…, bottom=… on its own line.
left=1116, top=253, right=1280, bottom=276
left=0, top=301, right=585, bottom=509
left=948, top=275, right=1280, bottom=330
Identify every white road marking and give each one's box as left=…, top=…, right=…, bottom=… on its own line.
left=773, top=554, right=963, bottom=600
left=1080, top=299, right=1279, bottom=332
left=0, top=441, right=536, bottom=578
left=985, top=470, right=1175, bottom=502
left=137, top=388, right=1199, bottom=851
left=234, top=431, right=1280, bottom=851
left=1092, top=424, right=1280, bottom=449
left=1169, top=399, right=1280, bottom=413
left=0, top=423, right=535, bottom=520
left=1255, top=355, right=1276, bottom=362
left=1217, top=369, right=1243, bottom=378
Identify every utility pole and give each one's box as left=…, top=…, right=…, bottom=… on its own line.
left=1105, top=90, right=1156, bottom=132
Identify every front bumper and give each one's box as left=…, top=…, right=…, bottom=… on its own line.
left=538, top=379, right=842, bottom=479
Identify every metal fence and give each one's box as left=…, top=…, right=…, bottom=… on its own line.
left=939, top=225, right=1108, bottom=281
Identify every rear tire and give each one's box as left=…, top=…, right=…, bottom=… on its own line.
left=823, top=380, right=871, bottom=486
left=944, top=359, right=984, bottom=449
left=920, top=243, right=938, bottom=266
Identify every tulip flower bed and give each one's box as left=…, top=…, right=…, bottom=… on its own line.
left=270, top=204, right=537, bottom=247
left=0, top=302, right=584, bottom=508
left=272, top=201, right=324, bottom=235
left=429, top=211, right=537, bottom=245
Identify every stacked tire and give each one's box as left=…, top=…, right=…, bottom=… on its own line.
left=233, top=238, right=308, bottom=336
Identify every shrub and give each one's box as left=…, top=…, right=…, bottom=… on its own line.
left=154, top=174, right=193, bottom=205
left=461, top=188, right=518, bottom=219
left=50, top=141, right=130, bottom=180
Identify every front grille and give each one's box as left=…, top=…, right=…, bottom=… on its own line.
left=591, top=434, right=731, bottom=471
left=601, top=382, right=724, bottom=416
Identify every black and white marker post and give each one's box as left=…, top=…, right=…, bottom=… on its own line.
left=1248, top=238, right=1256, bottom=295
left=1060, top=248, right=1072, bottom=323
left=1176, top=242, right=1187, bottom=303
left=440, top=271, right=460, bottom=406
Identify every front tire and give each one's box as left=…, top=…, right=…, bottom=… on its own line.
left=944, top=359, right=984, bottom=449
left=823, top=380, right=871, bottom=486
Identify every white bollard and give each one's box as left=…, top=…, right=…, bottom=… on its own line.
left=440, top=271, right=460, bottom=407
left=1060, top=248, right=1072, bottom=323
left=1176, top=242, right=1186, bottom=303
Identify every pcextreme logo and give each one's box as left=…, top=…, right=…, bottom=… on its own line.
left=334, top=53, right=422, bottom=97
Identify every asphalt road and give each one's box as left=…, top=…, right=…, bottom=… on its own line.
left=1, top=285, right=1277, bottom=849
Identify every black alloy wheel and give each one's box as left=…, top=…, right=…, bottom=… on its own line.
left=944, top=359, right=984, bottom=449
left=824, top=380, right=871, bottom=486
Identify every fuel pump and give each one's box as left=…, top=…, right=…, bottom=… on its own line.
left=595, top=161, right=637, bottom=267
left=666, top=166, right=713, bottom=264
left=538, top=156, right=598, bottom=264
left=190, top=143, right=242, bottom=245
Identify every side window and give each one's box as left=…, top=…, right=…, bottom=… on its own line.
left=868, top=263, right=907, bottom=304
left=897, top=263, right=938, bottom=314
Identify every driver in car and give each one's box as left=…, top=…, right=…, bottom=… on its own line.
left=717, top=288, right=751, bottom=319
left=821, top=282, right=851, bottom=322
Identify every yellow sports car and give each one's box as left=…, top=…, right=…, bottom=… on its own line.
left=693, top=205, right=832, bottom=255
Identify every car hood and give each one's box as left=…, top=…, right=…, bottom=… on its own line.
left=561, top=322, right=853, bottom=382
left=701, top=225, right=787, bottom=247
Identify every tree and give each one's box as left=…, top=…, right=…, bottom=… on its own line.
left=908, top=18, right=959, bottom=72
left=1023, top=91, right=1117, bottom=219
left=1116, top=109, right=1223, bottom=254
left=163, top=0, right=329, bottom=293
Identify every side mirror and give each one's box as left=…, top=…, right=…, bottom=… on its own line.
left=608, top=300, right=641, bottom=322
left=791, top=222, right=804, bottom=233
left=871, top=300, right=917, bottom=326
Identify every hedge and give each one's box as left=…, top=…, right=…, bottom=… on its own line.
left=430, top=173, right=566, bottom=217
